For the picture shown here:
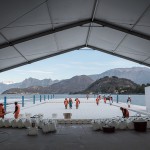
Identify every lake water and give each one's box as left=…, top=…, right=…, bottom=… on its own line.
left=0, top=94, right=145, bottom=106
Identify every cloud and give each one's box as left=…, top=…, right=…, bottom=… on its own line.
left=15, top=70, right=53, bottom=74
left=70, top=61, right=83, bottom=65
left=54, top=64, right=71, bottom=68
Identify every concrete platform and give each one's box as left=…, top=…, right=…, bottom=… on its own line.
left=1, top=125, right=150, bottom=150
left=5, top=99, right=138, bottom=119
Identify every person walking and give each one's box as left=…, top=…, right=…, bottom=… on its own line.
left=96, top=97, right=99, bottom=105
left=75, top=98, right=80, bottom=109
left=64, top=98, right=69, bottom=109
left=0, top=103, right=5, bottom=119
left=69, top=98, right=73, bottom=109
left=103, top=95, right=106, bottom=104
left=127, top=96, right=131, bottom=108
left=109, top=96, right=113, bottom=105
left=86, top=94, right=89, bottom=100
left=13, top=102, right=20, bottom=119
left=98, top=95, right=101, bottom=100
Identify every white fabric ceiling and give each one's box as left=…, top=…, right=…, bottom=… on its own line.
left=0, top=0, right=150, bottom=72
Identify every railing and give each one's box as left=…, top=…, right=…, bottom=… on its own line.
left=2, top=94, right=54, bottom=111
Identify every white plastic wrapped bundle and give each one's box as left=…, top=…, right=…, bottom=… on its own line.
left=136, top=117, right=145, bottom=122
left=108, top=120, right=118, bottom=129
left=82, top=119, right=89, bottom=124
left=142, top=117, right=149, bottom=121
left=71, top=120, right=77, bottom=124
left=4, top=118, right=13, bottom=127
left=92, top=121, right=100, bottom=131
left=49, top=122, right=57, bottom=132
left=24, top=119, right=32, bottom=128
left=31, top=118, right=39, bottom=127
left=11, top=119, right=18, bottom=128
left=104, top=120, right=109, bottom=125
left=117, top=117, right=124, bottom=122
left=57, top=119, right=63, bottom=124
left=38, top=114, right=44, bottom=120
left=118, top=121, right=127, bottom=130
left=39, top=120, right=44, bottom=128
left=27, top=122, right=38, bottom=135
left=0, top=118, right=4, bottom=127
left=91, top=119, right=97, bottom=124
left=42, top=121, right=50, bottom=133
left=27, top=127, right=38, bottom=136
left=65, top=120, right=71, bottom=124
left=25, top=113, right=32, bottom=119
left=19, top=114, right=25, bottom=118
left=99, top=121, right=105, bottom=130
left=147, top=120, right=150, bottom=129
left=77, top=119, right=83, bottom=124
left=52, top=113, right=57, bottom=119
left=85, top=119, right=91, bottom=124
left=52, top=119, right=57, bottom=125
left=127, top=120, right=134, bottom=129
left=17, top=118, right=26, bottom=128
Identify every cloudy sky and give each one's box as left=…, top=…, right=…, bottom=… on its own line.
left=0, top=48, right=147, bottom=83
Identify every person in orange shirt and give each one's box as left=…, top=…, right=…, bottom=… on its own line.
left=64, top=98, right=69, bottom=109
left=96, top=97, right=99, bottom=105
left=120, top=107, right=129, bottom=118
left=0, top=103, right=5, bottom=119
left=75, top=98, right=80, bottom=109
left=13, top=102, right=20, bottom=119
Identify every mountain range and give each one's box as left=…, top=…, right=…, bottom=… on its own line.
left=82, top=76, right=139, bottom=94
left=0, top=78, right=59, bottom=94
left=2, top=75, right=93, bottom=94
left=1, top=67, right=150, bottom=94
left=89, top=67, right=150, bottom=84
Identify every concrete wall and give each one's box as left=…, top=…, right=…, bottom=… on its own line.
left=145, top=86, right=150, bottom=112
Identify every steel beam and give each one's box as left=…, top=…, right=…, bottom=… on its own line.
left=0, top=20, right=90, bottom=49
left=94, top=19, right=150, bottom=41
left=85, top=0, right=99, bottom=47
left=88, top=45, right=150, bottom=67
left=0, top=45, right=85, bottom=73
left=0, top=18, right=149, bottom=50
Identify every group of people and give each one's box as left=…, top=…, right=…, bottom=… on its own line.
left=64, top=98, right=80, bottom=109
left=1, top=96, right=131, bottom=120
left=95, top=95, right=130, bottom=118
left=0, top=102, right=20, bottom=119
left=95, top=95, right=113, bottom=105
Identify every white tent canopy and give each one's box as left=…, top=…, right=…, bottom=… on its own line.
left=0, top=0, right=150, bottom=72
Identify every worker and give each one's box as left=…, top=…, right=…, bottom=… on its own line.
left=98, top=95, right=101, bottom=100
left=13, top=102, right=20, bottom=119
left=103, top=95, right=106, bottom=103
left=127, top=96, right=131, bottom=108
left=75, top=98, right=80, bottom=109
left=86, top=94, right=89, bottom=100
left=109, top=96, right=113, bottom=105
left=69, top=98, right=73, bottom=109
left=120, top=107, right=129, bottom=118
left=96, top=97, right=99, bottom=105
left=0, top=103, right=5, bottom=119
left=64, top=98, right=68, bottom=109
